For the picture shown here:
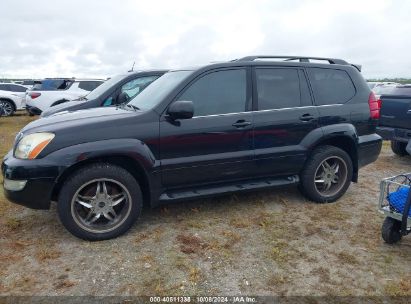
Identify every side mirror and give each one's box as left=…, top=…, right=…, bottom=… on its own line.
left=116, top=92, right=129, bottom=105
left=167, top=100, right=194, bottom=120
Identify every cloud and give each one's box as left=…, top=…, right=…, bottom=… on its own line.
left=0, top=0, right=410, bottom=79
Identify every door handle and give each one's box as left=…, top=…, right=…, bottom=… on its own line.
left=299, top=113, right=315, bottom=122
left=232, top=120, right=251, bottom=128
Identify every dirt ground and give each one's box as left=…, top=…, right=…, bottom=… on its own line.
left=0, top=113, right=410, bottom=296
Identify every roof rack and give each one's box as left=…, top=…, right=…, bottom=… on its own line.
left=236, top=55, right=348, bottom=65
left=234, top=55, right=361, bottom=72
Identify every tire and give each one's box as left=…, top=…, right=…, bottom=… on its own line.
left=299, top=145, right=353, bottom=203
left=57, top=163, right=142, bottom=241
left=0, top=99, right=15, bottom=116
left=381, top=217, right=402, bottom=244
left=390, top=140, right=408, bottom=156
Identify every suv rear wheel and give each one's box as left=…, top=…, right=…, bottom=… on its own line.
left=390, top=140, right=408, bottom=156
left=57, top=163, right=142, bottom=241
left=300, top=145, right=353, bottom=203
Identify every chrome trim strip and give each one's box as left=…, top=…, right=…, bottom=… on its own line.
left=192, top=104, right=342, bottom=118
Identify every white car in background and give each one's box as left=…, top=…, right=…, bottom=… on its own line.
left=25, top=78, right=104, bottom=115
left=0, top=83, right=28, bottom=116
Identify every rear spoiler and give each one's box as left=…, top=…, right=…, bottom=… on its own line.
left=351, top=64, right=362, bottom=72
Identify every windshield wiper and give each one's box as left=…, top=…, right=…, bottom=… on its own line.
left=125, top=104, right=140, bottom=111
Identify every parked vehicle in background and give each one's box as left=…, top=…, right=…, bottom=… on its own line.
left=0, top=83, right=28, bottom=116
left=21, top=80, right=36, bottom=89
left=42, top=70, right=167, bottom=117
left=2, top=55, right=382, bottom=240
left=25, top=78, right=104, bottom=115
left=368, top=81, right=399, bottom=91
left=372, top=83, right=400, bottom=99
left=377, top=86, right=411, bottom=156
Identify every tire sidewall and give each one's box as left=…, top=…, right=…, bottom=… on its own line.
left=57, top=164, right=142, bottom=241
left=301, top=146, right=353, bottom=203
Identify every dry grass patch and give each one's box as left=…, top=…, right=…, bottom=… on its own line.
left=4, top=217, right=22, bottom=231
left=336, top=252, right=359, bottom=265
left=384, top=276, right=411, bottom=296
left=54, top=279, right=76, bottom=290
left=267, top=274, right=290, bottom=286
left=229, top=217, right=252, bottom=228
left=176, top=233, right=207, bottom=254
left=35, top=247, right=61, bottom=262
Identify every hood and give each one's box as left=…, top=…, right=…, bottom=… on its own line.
left=22, top=106, right=137, bottom=134
left=41, top=99, right=89, bottom=117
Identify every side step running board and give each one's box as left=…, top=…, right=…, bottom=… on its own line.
left=159, top=175, right=299, bottom=202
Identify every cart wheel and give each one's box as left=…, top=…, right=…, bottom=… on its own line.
left=381, top=217, right=402, bottom=244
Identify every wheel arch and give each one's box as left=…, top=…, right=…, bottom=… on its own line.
left=309, top=135, right=358, bottom=182
left=0, top=97, right=17, bottom=111
left=51, top=155, right=152, bottom=208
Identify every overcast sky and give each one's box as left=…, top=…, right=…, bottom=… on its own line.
left=1, top=0, right=411, bottom=79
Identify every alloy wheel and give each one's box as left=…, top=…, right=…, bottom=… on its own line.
left=313, top=156, right=348, bottom=197
left=70, top=178, right=132, bottom=233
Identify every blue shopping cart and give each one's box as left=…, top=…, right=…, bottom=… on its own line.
left=378, top=174, right=411, bottom=244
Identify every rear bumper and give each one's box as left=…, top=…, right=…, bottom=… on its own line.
left=357, top=133, right=382, bottom=168
left=377, top=126, right=411, bottom=143
left=26, top=105, right=42, bottom=115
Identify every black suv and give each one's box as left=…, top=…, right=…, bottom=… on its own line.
left=41, top=70, right=167, bottom=117
left=2, top=56, right=382, bottom=240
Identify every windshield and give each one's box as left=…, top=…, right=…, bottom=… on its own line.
left=85, top=75, right=125, bottom=100
left=128, top=71, right=193, bottom=111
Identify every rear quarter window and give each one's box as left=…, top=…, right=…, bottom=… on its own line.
left=308, top=68, right=356, bottom=105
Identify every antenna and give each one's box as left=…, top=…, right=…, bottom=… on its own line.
left=128, top=61, right=135, bottom=72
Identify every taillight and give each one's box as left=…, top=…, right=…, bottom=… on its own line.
left=368, top=92, right=380, bottom=119
left=29, top=92, right=41, bottom=99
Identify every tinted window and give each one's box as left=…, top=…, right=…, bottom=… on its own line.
left=0, top=84, right=9, bottom=91
left=9, top=84, right=27, bottom=92
left=308, top=68, right=355, bottom=105
left=177, top=69, right=247, bottom=116
left=78, top=81, right=103, bottom=91
left=32, top=79, right=73, bottom=91
left=255, top=68, right=301, bottom=110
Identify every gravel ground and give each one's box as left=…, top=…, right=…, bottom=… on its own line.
left=0, top=114, right=410, bottom=296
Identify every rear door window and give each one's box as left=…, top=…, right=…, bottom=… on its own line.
left=255, top=68, right=303, bottom=110
left=308, top=68, right=355, bottom=105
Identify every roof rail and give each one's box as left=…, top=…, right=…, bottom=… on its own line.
left=236, top=55, right=349, bottom=65
left=235, top=56, right=362, bottom=72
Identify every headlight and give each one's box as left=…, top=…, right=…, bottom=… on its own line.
left=14, top=132, right=55, bottom=159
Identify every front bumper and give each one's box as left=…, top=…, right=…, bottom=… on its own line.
left=358, top=133, right=383, bottom=168
left=377, top=126, right=411, bottom=143
left=2, top=151, right=59, bottom=210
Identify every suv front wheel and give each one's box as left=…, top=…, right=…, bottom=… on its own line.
left=300, top=145, right=353, bottom=203
left=57, top=163, right=142, bottom=241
